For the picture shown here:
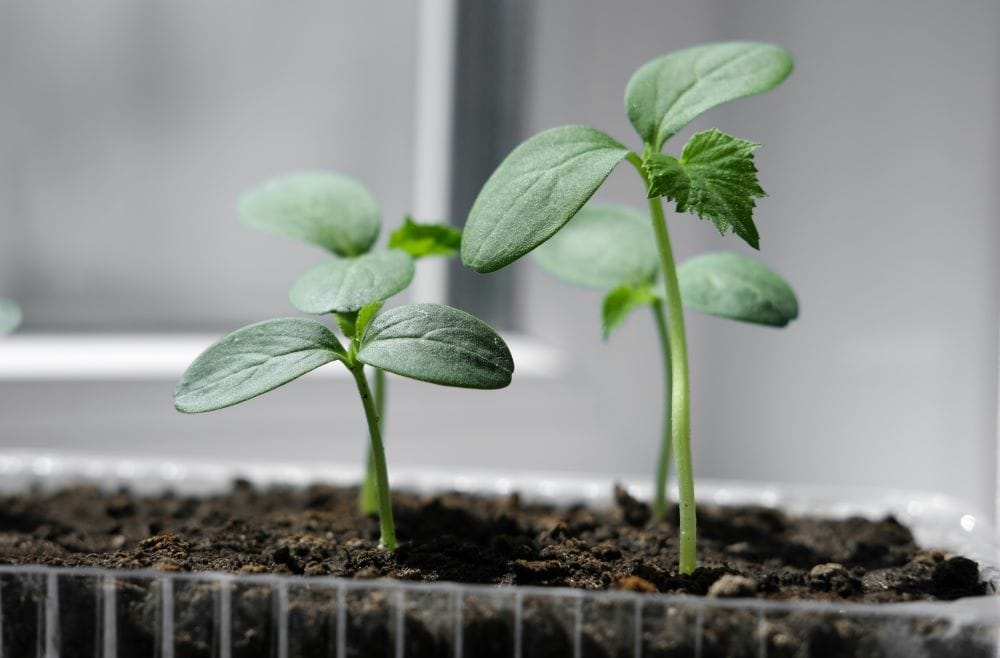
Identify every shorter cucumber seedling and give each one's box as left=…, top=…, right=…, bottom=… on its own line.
left=461, top=41, right=798, bottom=574
left=176, top=174, right=513, bottom=550
left=238, top=172, right=465, bottom=515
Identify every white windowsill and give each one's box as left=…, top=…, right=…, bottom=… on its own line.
left=0, top=333, right=566, bottom=380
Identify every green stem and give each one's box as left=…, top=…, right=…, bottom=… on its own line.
left=358, top=367, right=385, bottom=515
left=349, top=363, right=397, bottom=550
left=650, top=299, right=672, bottom=521
left=629, top=151, right=697, bottom=574
left=374, top=367, right=386, bottom=419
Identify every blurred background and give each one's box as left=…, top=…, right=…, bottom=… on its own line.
left=1, top=2, right=998, bottom=516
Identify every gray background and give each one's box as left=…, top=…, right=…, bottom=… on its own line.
left=2, top=2, right=998, bottom=515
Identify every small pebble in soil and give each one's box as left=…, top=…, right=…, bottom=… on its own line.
left=613, top=574, right=657, bottom=593
left=513, top=558, right=568, bottom=584
left=931, top=556, right=986, bottom=600
left=707, top=574, right=758, bottom=598
left=808, top=562, right=863, bottom=597
left=613, top=485, right=650, bottom=527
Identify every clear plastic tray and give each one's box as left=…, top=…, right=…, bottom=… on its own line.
left=0, top=450, right=998, bottom=658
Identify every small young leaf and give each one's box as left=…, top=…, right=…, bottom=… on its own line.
left=335, top=312, right=358, bottom=339
left=645, top=129, right=765, bottom=249
left=678, top=252, right=798, bottom=327
left=461, top=125, right=631, bottom=273
left=175, top=318, right=345, bottom=413
left=355, top=299, right=384, bottom=338
left=625, top=41, right=793, bottom=150
left=602, top=284, right=656, bottom=340
left=358, top=303, right=513, bottom=389
left=388, top=218, right=462, bottom=258
left=238, top=171, right=380, bottom=257
left=532, top=204, right=658, bottom=290
left=0, top=298, right=22, bottom=335
left=289, top=250, right=415, bottom=314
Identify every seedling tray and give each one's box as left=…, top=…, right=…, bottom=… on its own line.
left=0, top=451, right=997, bottom=657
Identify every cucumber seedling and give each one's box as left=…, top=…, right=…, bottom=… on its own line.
left=238, top=172, right=464, bottom=515
left=461, top=42, right=797, bottom=574
left=532, top=204, right=797, bottom=521
left=0, top=298, right=21, bottom=335
left=176, top=174, right=512, bottom=550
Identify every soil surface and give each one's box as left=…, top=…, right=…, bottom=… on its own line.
left=0, top=482, right=985, bottom=602
left=0, top=483, right=992, bottom=658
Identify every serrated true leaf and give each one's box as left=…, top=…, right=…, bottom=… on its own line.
left=461, top=125, right=631, bottom=273
left=389, top=218, right=462, bottom=258
left=602, top=284, right=656, bottom=340
left=625, top=41, right=793, bottom=150
left=175, top=318, right=345, bottom=413
left=289, top=250, right=415, bottom=314
left=532, top=204, right=658, bottom=290
left=0, top=298, right=22, bottom=335
left=238, top=171, right=380, bottom=256
left=645, top=129, right=765, bottom=249
left=678, top=252, right=798, bottom=327
left=357, top=303, right=513, bottom=389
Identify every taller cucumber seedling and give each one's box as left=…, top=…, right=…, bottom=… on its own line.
left=461, top=42, right=795, bottom=574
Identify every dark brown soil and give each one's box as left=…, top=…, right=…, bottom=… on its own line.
left=0, top=482, right=986, bottom=601
left=0, top=482, right=991, bottom=658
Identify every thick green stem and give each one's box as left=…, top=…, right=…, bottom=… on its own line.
left=629, top=151, right=697, bottom=574
left=349, top=364, right=396, bottom=550
left=358, top=367, right=385, bottom=515
left=650, top=299, right=672, bottom=521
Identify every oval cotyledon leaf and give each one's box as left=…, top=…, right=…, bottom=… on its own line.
left=357, top=303, right=513, bottom=389
left=289, top=250, right=415, bottom=314
left=461, top=125, right=631, bottom=273
left=175, top=318, right=345, bottom=413
left=532, top=203, right=658, bottom=290
left=625, top=42, right=793, bottom=150
left=238, top=171, right=381, bottom=256
left=677, top=252, right=798, bottom=327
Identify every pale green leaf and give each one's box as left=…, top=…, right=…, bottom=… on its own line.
left=238, top=171, right=380, bottom=256
left=678, top=252, right=798, bottom=326
left=289, top=250, right=415, bottom=314
left=334, top=312, right=357, bottom=339
left=532, top=204, right=658, bottom=290
left=389, top=217, right=462, bottom=258
left=355, top=299, right=384, bottom=338
left=0, top=298, right=22, bottom=335
left=461, top=125, right=630, bottom=273
left=602, top=284, right=656, bottom=340
left=175, top=318, right=345, bottom=413
left=625, top=41, right=793, bottom=150
left=358, top=303, right=513, bottom=389
left=645, top=129, right=765, bottom=249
